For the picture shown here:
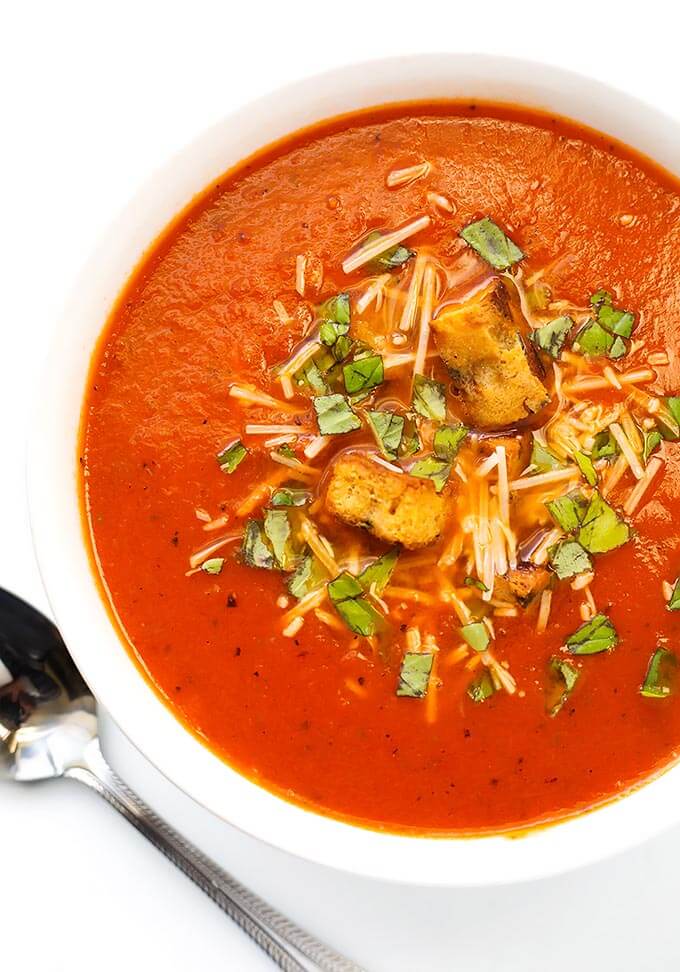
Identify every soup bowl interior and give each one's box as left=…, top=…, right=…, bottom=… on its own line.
left=27, top=53, right=680, bottom=886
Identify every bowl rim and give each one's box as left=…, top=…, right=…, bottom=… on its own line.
left=27, top=52, right=680, bottom=887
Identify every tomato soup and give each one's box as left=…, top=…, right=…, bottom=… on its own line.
left=80, top=103, right=680, bottom=835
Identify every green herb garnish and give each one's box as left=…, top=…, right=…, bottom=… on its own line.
left=546, top=657, right=579, bottom=716
left=574, top=450, right=598, bottom=486
left=287, top=553, right=325, bottom=599
left=591, top=430, right=619, bottom=461
left=271, top=487, right=310, bottom=507
left=319, top=292, right=351, bottom=327
left=398, top=412, right=421, bottom=457
left=217, top=439, right=248, bottom=474
left=313, top=394, right=361, bottom=436
left=659, top=397, right=680, bottom=441
left=641, top=648, right=677, bottom=698
left=433, top=424, right=468, bottom=462
left=396, top=652, right=434, bottom=698
left=412, top=374, right=446, bottom=422
left=298, top=358, right=328, bottom=394
left=642, top=430, right=662, bottom=465
left=548, top=539, right=593, bottom=580
left=467, top=670, right=496, bottom=703
left=591, top=291, right=635, bottom=338
left=263, top=509, right=294, bottom=570
left=667, top=577, right=680, bottom=611
left=319, top=319, right=350, bottom=348
left=531, top=316, right=573, bottom=359
left=464, top=576, right=488, bottom=592
left=241, top=520, right=275, bottom=570
left=460, top=217, right=524, bottom=270
left=277, top=443, right=297, bottom=461
left=357, top=549, right=399, bottom=595
left=343, top=355, right=384, bottom=395
left=545, top=490, right=588, bottom=533
left=328, top=571, right=382, bottom=636
left=565, top=613, right=618, bottom=655
left=574, top=319, right=615, bottom=357
left=367, top=410, right=404, bottom=460
left=410, top=455, right=450, bottom=493
left=460, top=621, right=490, bottom=653
left=578, top=491, right=630, bottom=554
left=201, top=557, right=224, bottom=575
left=530, top=436, right=563, bottom=473
left=363, top=231, right=415, bottom=271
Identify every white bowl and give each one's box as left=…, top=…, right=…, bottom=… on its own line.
left=28, top=54, right=680, bottom=886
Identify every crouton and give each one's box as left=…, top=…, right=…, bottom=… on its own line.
left=495, top=563, right=551, bottom=606
left=325, top=453, right=452, bottom=549
left=479, top=432, right=531, bottom=479
left=431, top=277, right=550, bottom=429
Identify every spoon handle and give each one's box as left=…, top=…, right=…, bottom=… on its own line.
left=65, top=739, right=363, bottom=972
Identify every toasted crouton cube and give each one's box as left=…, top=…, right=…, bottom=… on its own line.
left=431, top=277, right=550, bottom=429
left=495, top=563, right=551, bottom=606
left=479, top=432, right=531, bottom=479
left=325, top=453, right=452, bottom=549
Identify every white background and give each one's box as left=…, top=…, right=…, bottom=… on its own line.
left=2, top=2, right=680, bottom=969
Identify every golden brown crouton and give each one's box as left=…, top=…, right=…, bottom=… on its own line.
left=495, top=564, right=551, bottom=606
left=325, top=453, right=452, bottom=549
left=431, top=278, right=550, bottom=430
left=479, top=432, right=531, bottom=479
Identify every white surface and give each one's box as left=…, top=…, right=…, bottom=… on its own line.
left=30, top=50, right=680, bottom=890
left=3, top=0, right=680, bottom=967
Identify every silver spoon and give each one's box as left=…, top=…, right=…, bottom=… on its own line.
left=0, top=587, right=363, bottom=972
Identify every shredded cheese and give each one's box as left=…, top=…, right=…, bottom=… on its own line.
left=427, top=191, right=454, bottom=213
left=229, top=384, right=302, bottom=413
left=189, top=533, right=242, bottom=570
left=295, top=254, right=306, bottom=296
left=536, top=589, right=552, bottom=634
left=623, top=456, right=664, bottom=515
left=610, top=422, right=644, bottom=480
left=386, top=161, right=431, bottom=188
left=269, top=451, right=321, bottom=478
left=342, top=215, right=431, bottom=275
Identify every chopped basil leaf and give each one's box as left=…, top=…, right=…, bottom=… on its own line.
left=320, top=292, right=351, bottom=327
left=410, top=455, right=451, bottom=493
left=328, top=571, right=382, bottom=636
left=547, top=657, right=580, bottom=717
left=271, top=487, right=310, bottom=507
left=590, top=289, right=613, bottom=308
left=412, top=374, right=446, bottom=422
left=287, top=553, right=325, bottom=599
left=313, top=394, right=362, bottom=435
left=460, top=217, right=524, bottom=270
left=460, top=621, right=490, bottom=653
left=548, top=539, right=592, bottom=580
left=609, top=335, right=627, bottom=360
left=328, top=572, right=363, bottom=601
left=364, top=231, right=414, bottom=270
left=467, top=670, right=496, bottom=703
left=578, top=491, right=630, bottom=554
left=297, top=357, right=327, bottom=394
left=241, top=520, right=275, bottom=570
left=565, top=613, right=618, bottom=655
left=574, top=318, right=614, bottom=357
left=333, top=334, right=353, bottom=362
left=357, top=548, right=399, bottom=595
left=667, top=577, right=680, bottom=611
left=367, top=410, right=404, bottom=460
left=641, top=648, right=677, bottom=698
left=277, top=443, right=297, bottom=460
left=591, top=430, right=618, bottom=461
left=264, top=509, right=294, bottom=570
left=545, top=490, right=588, bottom=533
left=464, top=576, right=488, bottom=592
left=433, top=424, right=468, bottom=462
left=574, top=450, right=598, bottom=486
left=343, top=355, right=384, bottom=395
left=396, top=651, right=434, bottom=698
left=530, top=436, right=563, bottom=473
left=216, top=439, right=248, bottom=474
left=531, top=316, right=573, bottom=359
left=659, top=397, right=680, bottom=441
left=319, top=319, right=350, bottom=347
left=598, top=302, right=635, bottom=339
left=642, top=430, right=662, bottom=465
left=398, top=412, right=421, bottom=457
left=201, top=557, right=224, bottom=575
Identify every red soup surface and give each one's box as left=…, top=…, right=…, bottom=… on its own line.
left=81, top=102, right=680, bottom=835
